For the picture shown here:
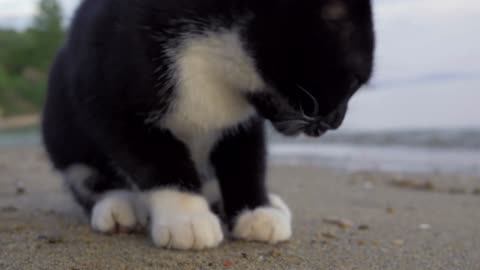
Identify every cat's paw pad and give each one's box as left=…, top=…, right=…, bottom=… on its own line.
left=91, top=191, right=138, bottom=233
left=233, top=194, right=292, bottom=244
left=147, top=190, right=223, bottom=250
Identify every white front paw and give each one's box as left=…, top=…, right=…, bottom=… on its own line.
left=91, top=191, right=139, bottom=233
left=233, top=194, right=292, bottom=244
left=146, top=190, right=223, bottom=250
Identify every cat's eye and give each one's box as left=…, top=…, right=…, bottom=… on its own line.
left=322, top=2, right=347, bottom=21
left=321, top=1, right=348, bottom=28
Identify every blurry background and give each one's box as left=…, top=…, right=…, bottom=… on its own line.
left=1, top=0, right=479, bottom=175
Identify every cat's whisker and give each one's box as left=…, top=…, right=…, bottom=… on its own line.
left=273, top=119, right=309, bottom=135
left=274, top=119, right=310, bottom=126
left=296, top=84, right=320, bottom=117
left=299, top=104, right=316, bottom=121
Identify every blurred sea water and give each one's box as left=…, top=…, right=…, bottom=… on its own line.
left=0, top=126, right=40, bottom=147
left=269, top=136, right=480, bottom=176
left=2, top=125, right=480, bottom=176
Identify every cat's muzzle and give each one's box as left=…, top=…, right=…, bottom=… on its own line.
left=247, top=91, right=347, bottom=137
left=272, top=104, right=347, bottom=137
left=272, top=116, right=330, bottom=137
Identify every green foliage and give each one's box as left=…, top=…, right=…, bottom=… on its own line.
left=30, top=0, right=64, bottom=69
left=0, top=0, right=64, bottom=117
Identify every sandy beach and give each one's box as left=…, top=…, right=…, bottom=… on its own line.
left=1, top=145, right=479, bottom=270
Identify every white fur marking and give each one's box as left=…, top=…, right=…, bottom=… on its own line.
left=233, top=194, right=292, bottom=244
left=63, top=164, right=101, bottom=202
left=91, top=191, right=146, bottom=233
left=145, top=189, right=223, bottom=250
left=161, top=28, right=266, bottom=180
left=163, top=28, right=265, bottom=134
left=64, top=164, right=94, bottom=182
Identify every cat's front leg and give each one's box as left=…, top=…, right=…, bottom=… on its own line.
left=142, top=189, right=223, bottom=250
left=80, top=119, right=223, bottom=250
left=211, top=118, right=292, bottom=244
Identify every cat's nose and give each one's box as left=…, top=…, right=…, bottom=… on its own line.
left=326, top=103, right=348, bottom=130
left=349, top=76, right=361, bottom=91
left=348, top=53, right=372, bottom=84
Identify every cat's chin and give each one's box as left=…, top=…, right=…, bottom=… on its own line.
left=272, top=123, right=327, bottom=137
left=247, top=90, right=333, bottom=137
left=303, top=127, right=327, bottom=138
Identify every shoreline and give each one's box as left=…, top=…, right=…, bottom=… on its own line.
left=270, top=142, right=480, bottom=177
left=0, top=114, right=40, bottom=130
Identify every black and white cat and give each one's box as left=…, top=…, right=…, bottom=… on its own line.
left=42, top=0, right=374, bottom=250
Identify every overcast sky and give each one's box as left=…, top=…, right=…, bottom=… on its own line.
left=0, top=0, right=479, bottom=89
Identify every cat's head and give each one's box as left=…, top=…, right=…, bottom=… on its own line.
left=247, top=0, right=375, bottom=137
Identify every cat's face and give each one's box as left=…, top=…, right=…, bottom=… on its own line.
left=248, top=0, right=375, bottom=137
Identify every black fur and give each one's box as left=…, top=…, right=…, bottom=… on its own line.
left=42, top=0, right=374, bottom=223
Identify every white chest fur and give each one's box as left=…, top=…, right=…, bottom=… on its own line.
left=163, top=28, right=264, bottom=134
left=160, top=27, right=265, bottom=176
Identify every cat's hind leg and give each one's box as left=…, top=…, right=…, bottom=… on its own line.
left=63, top=164, right=146, bottom=234
left=42, top=48, right=136, bottom=224
left=91, top=190, right=147, bottom=234
left=59, top=124, right=224, bottom=249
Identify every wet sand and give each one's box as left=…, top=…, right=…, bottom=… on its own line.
left=1, top=146, right=479, bottom=270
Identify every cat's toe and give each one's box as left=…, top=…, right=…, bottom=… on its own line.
left=151, top=211, right=223, bottom=250
left=233, top=194, right=292, bottom=244
left=147, top=190, right=223, bottom=250
left=91, top=191, right=138, bottom=234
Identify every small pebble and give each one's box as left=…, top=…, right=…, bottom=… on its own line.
left=419, top=224, right=431, bottom=230
left=448, top=187, right=467, bottom=195
left=358, top=224, right=369, bottom=231
left=268, top=249, right=282, bottom=257
left=391, top=179, right=434, bottom=191
left=241, top=252, right=248, bottom=259
left=1, top=206, right=18, bottom=213
left=15, top=181, right=26, bottom=195
left=363, top=181, right=374, bottom=190
left=357, top=240, right=366, bottom=246
left=44, top=209, right=60, bottom=216
left=473, top=188, right=480, bottom=196
left=37, top=232, right=64, bottom=244
left=393, top=239, right=405, bottom=246
left=321, top=232, right=337, bottom=239
left=390, top=179, right=415, bottom=188
left=223, top=260, right=233, bottom=267
left=386, top=207, right=395, bottom=214
left=323, top=217, right=354, bottom=229
left=421, top=181, right=435, bottom=191
left=12, top=224, right=27, bottom=231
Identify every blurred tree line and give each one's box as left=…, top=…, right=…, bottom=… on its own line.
left=0, top=0, right=64, bottom=117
